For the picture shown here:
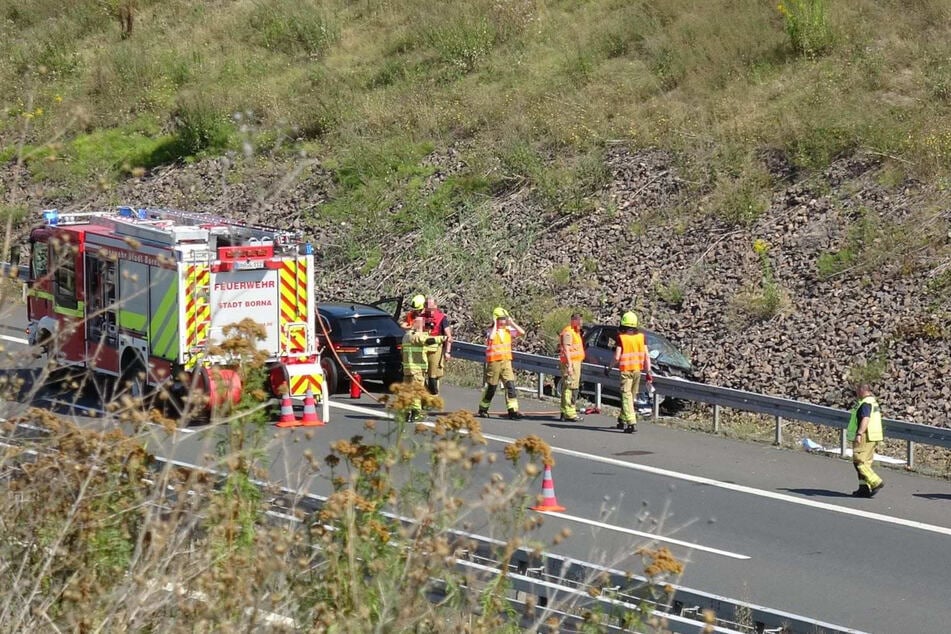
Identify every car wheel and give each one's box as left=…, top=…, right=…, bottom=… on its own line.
left=383, top=372, right=402, bottom=392
left=320, top=356, right=340, bottom=395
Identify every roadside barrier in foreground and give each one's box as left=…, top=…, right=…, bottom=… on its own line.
left=4, top=415, right=865, bottom=633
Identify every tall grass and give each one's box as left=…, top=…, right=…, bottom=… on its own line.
left=0, top=295, right=684, bottom=632
left=3, top=0, right=950, bottom=191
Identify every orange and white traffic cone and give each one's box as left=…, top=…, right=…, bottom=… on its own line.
left=275, top=391, right=298, bottom=428
left=530, top=464, right=566, bottom=512
left=300, top=388, right=324, bottom=426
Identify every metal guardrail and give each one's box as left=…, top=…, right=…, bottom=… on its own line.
left=451, top=341, right=951, bottom=467
left=0, top=263, right=29, bottom=282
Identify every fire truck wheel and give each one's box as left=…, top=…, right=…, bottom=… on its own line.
left=320, top=356, right=341, bottom=395
left=120, top=362, right=153, bottom=408
left=81, top=371, right=114, bottom=403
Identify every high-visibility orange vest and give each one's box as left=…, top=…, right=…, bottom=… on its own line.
left=559, top=326, right=584, bottom=364
left=404, top=309, right=421, bottom=328
left=618, top=332, right=647, bottom=372
left=485, top=327, right=513, bottom=362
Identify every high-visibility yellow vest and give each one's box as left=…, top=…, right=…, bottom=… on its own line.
left=847, top=395, right=883, bottom=442
left=402, top=331, right=428, bottom=372
left=559, top=326, right=584, bottom=364
left=618, top=332, right=647, bottom=372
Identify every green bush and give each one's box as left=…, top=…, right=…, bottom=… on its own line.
left=654, top=279, right=685, bottom=309
left=245, top=0, right=338, bottom=56
left=709, top=163, right=773, bottom=226
left=816, top=248, right=856, bottom=279
left=424, top=15, right=497, bottom=74
left=173, top=95, right=234, bottom=157
left=777, top=0, right=834, bottom=58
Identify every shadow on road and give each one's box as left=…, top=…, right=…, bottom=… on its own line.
left=541, top=422, right=637, bottom=434
left=779, top=487, right=854, bottom=498
left=912, top=492, right=951, bottom=501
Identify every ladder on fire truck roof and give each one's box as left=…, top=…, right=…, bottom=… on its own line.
left=42, top=207, right=302, bottom=249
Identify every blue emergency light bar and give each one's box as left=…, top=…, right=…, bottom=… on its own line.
left=117, top=206, right=148, bottom=219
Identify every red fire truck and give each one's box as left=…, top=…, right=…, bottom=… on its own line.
left=25, top=206, right=324, bottom=415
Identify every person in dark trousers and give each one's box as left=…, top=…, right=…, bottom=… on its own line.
left=421, top=296, right=452, bottom=395
left=848, top=383, right=885, bottom=497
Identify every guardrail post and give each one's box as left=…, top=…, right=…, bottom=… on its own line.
left=595, top=383, right=603, bottom=410
left=907, top=441, right=915, bottom=469
left=840, top=429, right=848, bottom=457
left=713, top=404, right=720, bottom=433
left=774, top=416, right=782, bottom=446
left=651, top=389, right=658, bottom=421
left=537, top=372, right=545, bottom=399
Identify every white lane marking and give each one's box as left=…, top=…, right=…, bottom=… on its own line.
left=539, top=510, right=750, bottom=560
left=413, top=420, right=747, bottom=560
left=0, top=334, right=28, bottom=345
left=35, top=397, right=198, bottom=434
left=328, top=399, right=393, bottom=418
left=472, top=427, right=951, bottom=538
left=38, top=398, right=103, bottom=415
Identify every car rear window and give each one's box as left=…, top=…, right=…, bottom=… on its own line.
left=335, top=314, right=404, bottom=339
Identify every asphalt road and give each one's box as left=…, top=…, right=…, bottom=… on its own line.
left=3, top=303, right=951, bottom=633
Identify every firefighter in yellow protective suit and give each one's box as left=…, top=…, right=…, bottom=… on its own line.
left=605, top=311, right=652, bottom=434
left=477, top=307, right=525, bottom=420
left=402, top=315, right=444, bottom=423
left=558, top=312, right=585, bottom=422
left=847, top=384, right=885, bottom=498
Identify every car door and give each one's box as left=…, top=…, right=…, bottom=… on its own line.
left=584, top=325, right=617, bottom=366
left=371, top=296, right=403, bottom=321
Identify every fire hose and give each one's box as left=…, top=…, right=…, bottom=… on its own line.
left=314, top=303, right=386, bottom=404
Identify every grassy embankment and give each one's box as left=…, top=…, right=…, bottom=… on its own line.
left=1, top=2, right=950, bottom=628
left=2, top=0, right=950, bottom=269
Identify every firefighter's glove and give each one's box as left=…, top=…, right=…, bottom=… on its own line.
left=646, top=373, right=654, bottom=383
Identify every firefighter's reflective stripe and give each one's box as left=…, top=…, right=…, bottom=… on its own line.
left=279, top=258, right=309, bottom=353
left=27, top=289, right=54, bottom=301
left=150, top=269, right=179, bottom=361
left=184, top=264, right=210, bottom=368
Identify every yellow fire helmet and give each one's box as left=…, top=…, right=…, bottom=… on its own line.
left=620, top=311, right=638, bottom=327
left=412, top=294, right=425, bottom=311
left=493, top=306, right=508, bottom=319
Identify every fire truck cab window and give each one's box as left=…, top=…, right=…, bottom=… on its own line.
left=53, top=258, right=77, bottom=309
left=31, top=241, right=48, bottom=277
